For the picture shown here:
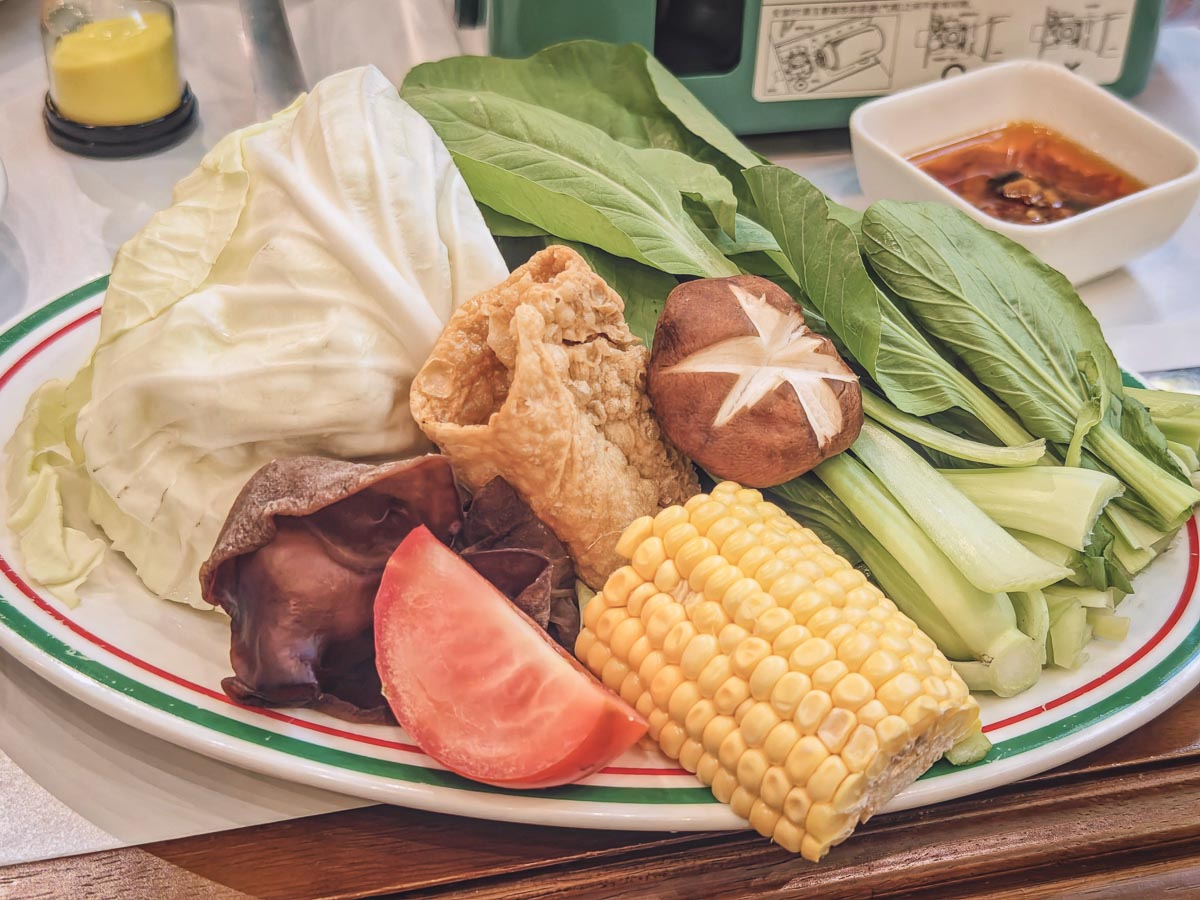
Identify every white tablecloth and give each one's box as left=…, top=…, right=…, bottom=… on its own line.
left=1, top=0, right=1197, bottom=866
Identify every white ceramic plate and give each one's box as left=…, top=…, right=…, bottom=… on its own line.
left=3, top=279, right=1200, bottom=831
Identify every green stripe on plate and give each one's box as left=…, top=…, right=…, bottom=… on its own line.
left=1, top=279, right=1198, bottom=802
left=0, top=275, right=108, bottom=355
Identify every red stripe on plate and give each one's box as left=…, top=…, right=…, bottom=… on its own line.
left=2, top=303, right=1197, bottom=772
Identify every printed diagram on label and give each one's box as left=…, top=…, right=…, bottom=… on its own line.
left=763, top=16, right=899, bottom=97
left=1032, top=5, right=1127, bottom=61
left=916, top=12, right=1009, bottom=72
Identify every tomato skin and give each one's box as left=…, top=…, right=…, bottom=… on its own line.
left=374, top=526, right=647, bottom=789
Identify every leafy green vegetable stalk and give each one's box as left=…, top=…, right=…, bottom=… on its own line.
left=742, top=166, right=1035, bottom=449
left=861, top=201, right=1200, bottom=530
left=851, top=421, right=1070, bottom=593
left=809, top=454, right=1041, bottom=697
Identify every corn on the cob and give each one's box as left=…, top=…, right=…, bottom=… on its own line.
left=576, top=482, right=980, bottom=861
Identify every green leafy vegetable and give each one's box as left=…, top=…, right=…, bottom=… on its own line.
left=862, top=200, right=1200, bottom=528
left=743, top=165, right=1032, bottom=446
left=852, top=421, right=1070, bottom=593
left=401, top=87, right=737, bottom=278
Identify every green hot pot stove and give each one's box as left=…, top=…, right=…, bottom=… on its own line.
left=456, top=0, right=1165, bottom=133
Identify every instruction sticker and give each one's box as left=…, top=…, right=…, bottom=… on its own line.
left=753, top=0, right=1137, bottom=102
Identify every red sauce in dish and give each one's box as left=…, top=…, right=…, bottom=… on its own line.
left=908, top=122, right=1146, bottom=225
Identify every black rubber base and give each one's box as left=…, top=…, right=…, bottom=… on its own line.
left=44, top=84, right=198, bottom=159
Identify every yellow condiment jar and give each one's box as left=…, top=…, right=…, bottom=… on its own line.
left=41, top=0, right=197, bottom=157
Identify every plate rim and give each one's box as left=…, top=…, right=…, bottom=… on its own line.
left=2, top=282, right=1200, bottom=832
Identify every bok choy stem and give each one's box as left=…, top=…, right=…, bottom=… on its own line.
left=813, top=454, right=1040, bottom=697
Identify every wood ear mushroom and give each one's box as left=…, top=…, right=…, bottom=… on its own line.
left=647, top=275, right=863, bottom=487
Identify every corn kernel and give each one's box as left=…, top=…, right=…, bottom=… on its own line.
left=784, top=735, right=828, bottom=784
left=713, top=676, right=750, bottom=716
left=601, top=656, right=630, bottom=689
left=847, top=585, right=879, bottom=608
left=814, top=576, right=846, bottom=606
left=661, top=621, right=696, bottom=665
left=686, top=554, right=726, bottom=592
left=696, top=752, right=720, bottom=785
left=877, top=672, right=924, bottom=714
left=719, top=624, right=751, bottom=656
left=647, top=707, right=670, bottom=739
left=822, top=622, right=856, bottom=650
left=922, top=676, right=950, bottom=701
left=662, top=522, right=700, bottom=558
left=808, top=755, right=850, bottom=803
left=736, top=545, right=775, bottom=580
left=625, top=582, right=659, bottom=618
left=790, top=637, right=836, bottom=674
left=653, top=504, right=690, bottom=537
left=836, top=632, right=878, bottom=670
left=683, top=492, right=712, bottom=513
left=704, top=564, right=743, bottom=604
left=740, top=701, right=781, bottom=747
left=902, top=654, right=933, bottom=677
left=748, top=655, right=790, bottom=701
left=637, top=649, right=666, bottom=685
left=753, top=607, right=795, bottom=644
left=595, top=607, right=628, bottom=644
left=737, top=748, right=770, bottom=797
left=732, top=636, right=772, bottom=679
left=763, top=721, right=800, bottom=765
left=772, top=624, right=811, bottom=658
left=711, top=768, right=738, bottom=804
left=721, top=577, right=763, bottom=620
left=812, top=659, right=850, bottom=693
left=718, top=729, right=749, bottom=771
left=831, top=673, right=875, bottom=712
left=668, top=681, right=703, bottom=722
left=795, top=690, right=834, bottom=734
left=730, top=785, right=756, bottom=820
left=817, top=707, right=858, bottom=754
left=902, top=695, right=940, bottom=732
left=841, top=724, right=881, bottom=774
left=791, top=589, right=830, bottom=625
left=876, top=715, right=911, bottom=754
left=659, top=721, right=688, bottom=758
left=627, top=634, right=652, bottom=670
left=632, top=537, right=667, bottom=581
left=679, top=634, right=720, bottom=679
left=575, top=629, right=595, bottom=661
left=860, top=649, right=902, bottom=685
left=685, top=698, right=717, bottom=740
left=752, top=557, right=790, bottom=591
left=806, top=802, right=851, bottom=846
left=608, top=617, right=643, bottom=660
left=833, top=772, right=867, bottom=814
left=702, top=715, right=737, bottom=755
left=806, top=606, right=844, bottom=638
left=697, top=655, right=734, bottom=697
left=800, top=834, right=827, bottom=863
left=769, top=572, right=808, bottom=606
left=646, top=603, right=688, bottom=649
left=770, top=820, right=801, bottom=858
left=676, top=536, right=718, bottom=581
left=752, top=764, right=789, bottom=811
left=733, top=592, right=775, bottom=630
left=654, top=560, right=682, bottom=593
left=689, top=599, right=730, bottom=635
left=783, top=785, right=813, bottom=825
left=619, top=670, right=645, bottom=706
left=749, top=798, right=781, bottom=838
left=770, top=671, right=812, bottom=718
left=636, top=591, right=673, bottom=624
left=706, top=516, right=743, bottom=550
left=679, top=738, right=704, bottom=773
left=586, top=639, right=611, bottom=673
left=650, top=664, right=684, bottom=708
left=879, top=632, right=912, bottom=656
left=615, top=516, right=653, bottom=559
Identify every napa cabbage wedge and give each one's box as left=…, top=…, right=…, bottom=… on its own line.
left=6, top=66, right=508, bottom=608
left=861, top=200, right=1200, bottom=529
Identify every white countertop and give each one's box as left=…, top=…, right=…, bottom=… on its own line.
left=1, top=0, right=1198, bottom=868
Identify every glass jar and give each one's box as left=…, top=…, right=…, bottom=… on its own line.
left=41, top=0, right=197, bottom=156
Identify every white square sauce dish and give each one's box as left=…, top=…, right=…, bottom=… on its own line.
left=849, top=61, right=1200, bottom=286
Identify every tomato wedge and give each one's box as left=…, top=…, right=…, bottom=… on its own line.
left=374, top=526, right=647, bottom=788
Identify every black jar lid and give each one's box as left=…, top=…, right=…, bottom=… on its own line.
left=43, top=84, right=198, bottom=159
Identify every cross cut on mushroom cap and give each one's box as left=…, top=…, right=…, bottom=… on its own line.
left=663, top=283, right=858, bottom=445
